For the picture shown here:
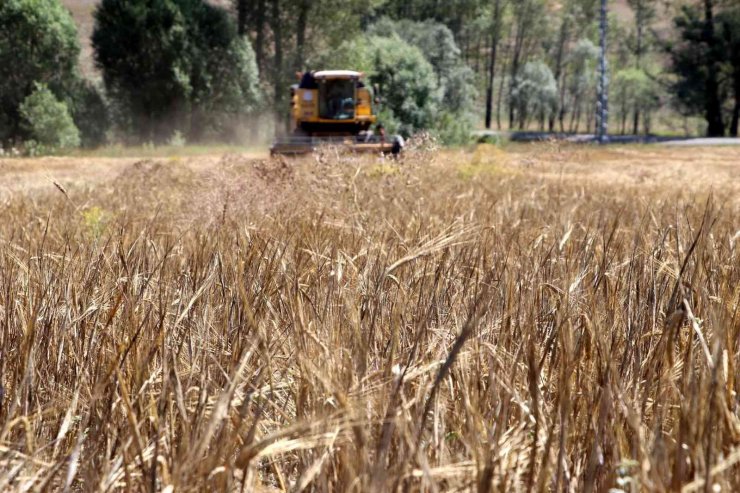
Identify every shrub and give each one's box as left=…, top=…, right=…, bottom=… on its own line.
left=20, top=84, right=80, bottom=151
left=434, top=110, right=474, bottom=146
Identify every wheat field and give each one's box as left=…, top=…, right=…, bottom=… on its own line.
left=0, top=144, right=739, bottom=492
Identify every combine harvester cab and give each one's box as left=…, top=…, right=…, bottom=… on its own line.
left=270, top=70, right=403, bottom=156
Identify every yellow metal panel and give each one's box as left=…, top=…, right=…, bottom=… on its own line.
left=356, top=88, right=372, bottom=117
left=296, top=89, right=319, bottom=122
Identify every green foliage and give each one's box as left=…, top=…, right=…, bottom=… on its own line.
left=435, top=111, right=474, bottom=146
left=70, top=81, right=110, bottom=148
left=716, top=6, right=740, bottom=135
left=511, top=61, right=558, bottom=129
left=93, top=0, right=262, bottom=144
left=669, top=6, right=709, bottom=117
left=370, top=18, right=459, bottom=78
left=613, top=68, right=660, bottom=132
left=378, top=0, right=489, bottom=38
left=368, top=18, right=477, bottom=114
left=568, top=38, right=599, bottom=99
left=182, top=3, right=261, bottom=141
left=309, top=0, right=387, bottom=50
left=669, top=3, right=739, bottom=135
left=19, top=84, right=80, bottom=151
left=0, top=0, right=80, bottom=143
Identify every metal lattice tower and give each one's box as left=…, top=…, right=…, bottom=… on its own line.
left=597, top=0, right=609, bottom=144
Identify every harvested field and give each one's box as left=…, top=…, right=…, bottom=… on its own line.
left=0, top=144, right=739, bottom=491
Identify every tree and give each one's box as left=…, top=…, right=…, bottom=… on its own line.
left=510, top=61, right=558, bottom=130
left=93, top=0, right=190, bottom=142
left=670, top=7, right=707, bottom=118
left=94, top=0, right=261, bottom=143
left=507, top=0, right=547, bottom=129
left=0, top=0, right=80, bottom=144
left=565, top=39, right=599, bottom=133
left=612, top=68, right=659, bottom=134
left=70, top=81, right=110, bottom=148
left=626, top=0, right=656, bottom=133
left=701, top=0, right=724, bottom=136
left=717, top=7, right=740, bottom=136
left=485, top=0, right=505, bottom=129
left=368, top=18, right=477, bottom=115
left=20, top=84, right=80, bottom=150
left=360, top=19, right=477, bottom=143
left=670, top=3, right=728, bottom=137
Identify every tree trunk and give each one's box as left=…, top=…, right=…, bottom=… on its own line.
left=632, top=2, right=643, bottom=135
left=474, top=34, right=482, bottom=75
left=558, top=71, right=568, bottom=132
left=508, top=24, right=525, bottom=129
left=573, top=105, right=579, bottom=133
left=622, top=99, right=627, bottom=135
left=731, top=64, right=740, bottom=136
left=255, top=0, right=266, bottom=73
left=703, top=0, right=725, bottom=136
left=550, top=15, right=570, bottom=132
left=496, top=45, right=508, bottom=130
left=295, top=0, right=310, bottom=71
left=236, top=0, right=248, bottom=37
left=485, top=0, right=503, bottom=129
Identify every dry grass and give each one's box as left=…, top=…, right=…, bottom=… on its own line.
left=0, top=144, right=739, bottom=492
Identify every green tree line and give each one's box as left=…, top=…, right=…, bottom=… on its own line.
left=1, top=0, right=739, bottom=152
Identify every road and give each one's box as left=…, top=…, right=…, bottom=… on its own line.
left=475, top=131, right=740, bottom=146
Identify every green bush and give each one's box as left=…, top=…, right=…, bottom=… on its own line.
left=20, top=84, right=80, bottom=151
left=434, top=111, right=474, bottom=146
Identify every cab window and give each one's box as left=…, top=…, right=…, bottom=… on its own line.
left=319, top=79, right=356, bottom=120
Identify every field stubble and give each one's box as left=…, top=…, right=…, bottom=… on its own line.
left=0, top=144, right=739, bottom=491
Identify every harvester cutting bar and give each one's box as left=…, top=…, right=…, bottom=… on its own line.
left=270, top=134, right=399, bottom=156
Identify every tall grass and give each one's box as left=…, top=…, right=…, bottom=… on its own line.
left=0, top=149, right=738, bottom=492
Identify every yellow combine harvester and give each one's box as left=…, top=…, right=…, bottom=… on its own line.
left=270, top=70, right=403, bottom=156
